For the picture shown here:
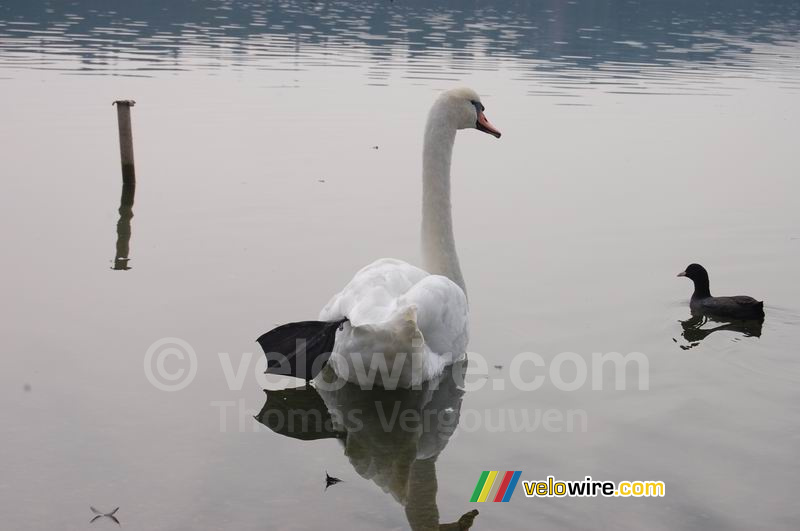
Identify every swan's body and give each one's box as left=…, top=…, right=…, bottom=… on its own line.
left=318, top=258, right=468, bottom=388
left=258, top=87, right=500, bottom=388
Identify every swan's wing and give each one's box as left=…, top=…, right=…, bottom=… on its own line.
left=320, top=261, right=467, bottom=355
left=319, top=258, right=428, bottom=326
left=319, top=261, right=467, bottom=387
left=400, top=274, right=468, bottom=357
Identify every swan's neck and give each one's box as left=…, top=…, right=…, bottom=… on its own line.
left=421, top=108, right=465, bottom=293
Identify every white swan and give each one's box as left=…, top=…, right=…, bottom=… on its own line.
left=257, top=87, right=501, bottom=388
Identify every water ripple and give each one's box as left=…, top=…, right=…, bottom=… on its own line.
left=0, top=0, right=799, bottom=99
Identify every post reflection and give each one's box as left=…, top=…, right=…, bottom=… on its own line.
left=256, top=360, right=478, bottom=531
left=112, top=181, right=135, bottom=270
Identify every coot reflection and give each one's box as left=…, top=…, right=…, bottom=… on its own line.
left=256, top=360, right=478, bottom=530
left=677, top=314, right=763, bottom=351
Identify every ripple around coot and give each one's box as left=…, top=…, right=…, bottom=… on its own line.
left=0, top=0, right=799, bottom=97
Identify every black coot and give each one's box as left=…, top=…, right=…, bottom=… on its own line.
left=677, top=263, right=765, bottom=319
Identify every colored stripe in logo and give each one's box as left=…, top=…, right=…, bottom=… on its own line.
left=501, top=471, right=522, bottom=502
left=470, top=471, right=490, bottom=502
left=471, top=471, right=522, bottom=502
left=477, top=471, right=498, bottom=502
left=493, top=471, right=515, bottom=502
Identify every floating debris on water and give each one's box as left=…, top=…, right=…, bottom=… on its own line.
left=90, top=507, right=120, bottom=525
left=325, top=471, right=342, bottom=490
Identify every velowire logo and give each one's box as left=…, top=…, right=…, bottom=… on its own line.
left=470, top=471, right=522, bottom=502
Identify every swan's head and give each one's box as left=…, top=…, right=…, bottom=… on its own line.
left=435, top=87, right=501, bottom=138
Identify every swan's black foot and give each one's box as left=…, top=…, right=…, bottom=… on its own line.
left=256, top=319, right=347, bottom=381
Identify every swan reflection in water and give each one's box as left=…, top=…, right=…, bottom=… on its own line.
left=256, top=360, right=478, bottom=531
left=677, top=313, right=764, bottom=350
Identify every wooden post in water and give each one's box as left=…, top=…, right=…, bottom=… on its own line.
left=112, top=99, right=136, bottom=185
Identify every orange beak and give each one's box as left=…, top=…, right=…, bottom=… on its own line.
left=476, top=111, right=501, bottom=138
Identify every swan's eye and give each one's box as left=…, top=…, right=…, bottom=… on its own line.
left=470, top=100, right=485, bottom=112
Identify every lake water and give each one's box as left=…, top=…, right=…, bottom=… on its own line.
left=2, top=1, right=800, bottom=529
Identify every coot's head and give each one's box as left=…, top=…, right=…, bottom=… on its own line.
left=677, top=263, right=709, bottom=284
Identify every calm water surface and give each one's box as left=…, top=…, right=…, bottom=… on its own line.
left=2, top=1, right=800, bottom=530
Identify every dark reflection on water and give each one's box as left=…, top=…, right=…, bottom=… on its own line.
left=677, top=313, right=763, bottom=350
left=112, top=180, right=134, bottom=271
left=1, top=0, right=799, bottom=97
left=256, top=360, right=477, bottom=531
